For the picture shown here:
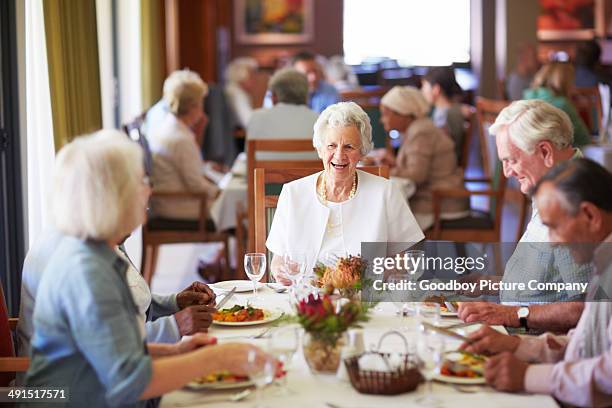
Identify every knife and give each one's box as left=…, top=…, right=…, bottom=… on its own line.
left=215, top=286, right=237, bottom=310
left=421, top=322, right=474, bottom=344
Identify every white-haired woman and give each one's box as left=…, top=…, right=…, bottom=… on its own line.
left=225, top=57, right=258, bottom=127
left=25, top=130, right=270, bottom=407
left=148, top=69, right=220, bottom=222
left=378, top=86, right=469, bottom=230
left=267, top=102, right=425, bottom=281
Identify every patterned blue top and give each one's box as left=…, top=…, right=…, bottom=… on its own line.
left=25, top=236, right=152, bottom=407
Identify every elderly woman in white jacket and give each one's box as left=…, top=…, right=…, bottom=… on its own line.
left=267, top=102, right=424, bottom=282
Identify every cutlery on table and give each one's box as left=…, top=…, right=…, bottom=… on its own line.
left=174, top=389, right=251, bottom=407
left=215, top=287, right=237, bottom=310
left=266, top=283, right=288, bottom=293
left=421, top=322, right=474, bottom=344
left=444, top=320, right=484, bottom=330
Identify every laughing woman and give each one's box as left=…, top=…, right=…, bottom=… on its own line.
left=266, top=102, right=424, bottom=282
left=24, top=130, right=269, bottom=407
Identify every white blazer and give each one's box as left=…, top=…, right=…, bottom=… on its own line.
left=266, top=170, right=424, bottom=268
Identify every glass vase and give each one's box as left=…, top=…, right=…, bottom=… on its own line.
left=302, top=332, right=346, bottom=374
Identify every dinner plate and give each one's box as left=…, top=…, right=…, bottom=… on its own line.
left=211, top=280, right=263, bottom=293
left=185, top=379, right=253, bottom=390
left=440, top=310, right=459, bottom=317
left=434, top=373, right=486, bottom=385
left=212, top=307, right=284, bottom=326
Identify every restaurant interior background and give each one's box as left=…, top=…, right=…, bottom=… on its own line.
left=3, top=0, right=612, bottom=315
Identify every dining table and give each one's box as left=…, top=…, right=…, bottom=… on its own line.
left=161, top=285, right=560, bottom=408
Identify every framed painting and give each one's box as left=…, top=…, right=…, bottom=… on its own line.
left=537, top=0, right=596, bottom=40
left=234, top=0, right=314, bottom=44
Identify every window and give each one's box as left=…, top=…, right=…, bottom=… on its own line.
left=343, top=0, right=471, bottom=66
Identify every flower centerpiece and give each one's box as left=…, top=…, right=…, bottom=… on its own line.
left=297, top=293, right=370, bottom=373
left=314, top=255, right=367, bottom=299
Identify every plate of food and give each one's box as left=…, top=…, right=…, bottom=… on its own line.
left=435, top=351, right=486, bottom=384
left=186, top=371, right=253, bottom=390
left=212, top=305, right=283, bottom=326
left=211, top=280, right=263, bottom=293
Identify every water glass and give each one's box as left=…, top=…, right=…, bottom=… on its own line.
left=267, top=326, right=300, bottom=395
left=245, top=253, right=266, bottom=299
left=416, top=330, right=445, bottom=406
left=404, top=250, right=425, bottom=281
left=281, top=253, right=307, bottom=300
left=417, top=302, right=441, bottom=326
left=247, top=349, right=275, bottom=408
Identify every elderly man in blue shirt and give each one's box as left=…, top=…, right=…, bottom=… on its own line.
left=292, top=51, right=340, bottom=113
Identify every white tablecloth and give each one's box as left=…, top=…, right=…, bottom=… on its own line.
left=209, top=175, right=247, bottom=231
left=161, top=288, right=559, bottom=408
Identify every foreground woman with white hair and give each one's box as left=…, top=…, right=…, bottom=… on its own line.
left=267, top=101, right=424, bottom=281
left=25, top=130, right=270, bottom=407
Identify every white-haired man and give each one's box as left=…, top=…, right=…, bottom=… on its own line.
left=459, top=158, right=612, bottom=407
left=247, top=68, right=319, bottom=161
left=224, top=57, right=259, bottom=127
left=459, top=99, right=590, bottom=332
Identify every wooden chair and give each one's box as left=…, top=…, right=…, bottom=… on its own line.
left=245, top=139, right=321, bottom=254
left=253, top=166, right=389, bottom=256
left=571, top=86, right=603, bottom=135
left=340, top=86, right=390, bottom=107
left=427, top=97, right=511, bottom=242
left=122, top=118, right=231, bottom=285
left=0, top=285, right=29, bottom=386
left=459, top=104, right=477, bottom=171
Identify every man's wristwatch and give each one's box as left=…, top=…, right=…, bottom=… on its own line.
left=517, top=306, right=530, bottom=329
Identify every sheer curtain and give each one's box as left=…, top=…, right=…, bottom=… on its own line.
left=25, top=0, right=55, bottom=248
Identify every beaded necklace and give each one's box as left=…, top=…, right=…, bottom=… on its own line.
left=318, top=171, right=358, bottom=204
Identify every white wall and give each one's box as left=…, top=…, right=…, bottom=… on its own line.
left=117, top=0, right=142, bottom=124
left=96, top=0, right=117, bottom=129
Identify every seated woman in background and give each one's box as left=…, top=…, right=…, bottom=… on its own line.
left=378, top=86, right=470, bottom=231
left=25, top=130, right=269, bottom=407
left=148, top=69, right=220, bottom=222
left=267, top=102, right=424, bottom=281
left=523, top=62, right=591, bottom=147
left=224, top=57, right=259, bottom=128
left=421, top=67, right=466, bottom=164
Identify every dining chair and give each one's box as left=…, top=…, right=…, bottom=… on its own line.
left=0, top=284, right=29, bottom=386
left=427, top=97, right=511, bottom=243
left=122, top=118, right=231, bottom=285
left=245, top=139, right=321, bottom=255
left=253, top=166, right=389, bottom=276
left=571, top=86, right=603, bottom=136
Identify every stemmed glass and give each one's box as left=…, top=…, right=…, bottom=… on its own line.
left=416, top=329, right=445, bottom=406
left=280, top=253, right=307, bottom=301
left=245, top=253, right=267, bottom=301
left=267, top=326, right=300, bottom=395
left=247, top=349, right=276, bottom=408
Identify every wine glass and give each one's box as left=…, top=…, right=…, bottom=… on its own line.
left=267, top=326, right=300, bottom=395
left=245, top=253, right=266, bottom=301
left=247, top=349, right=275, bottom=408
left=417, top=302, right=441, bottom=326
left=280, top=253, right=306, bottom=301
left=404, top=250, right=426, bottom=281
left=416, top=330, right=445, bottom=406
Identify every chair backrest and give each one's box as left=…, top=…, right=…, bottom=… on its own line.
left=570, top=86, right=603, bottom=135
left=253, top=166, right=389, bottom=255
left=246, top=139, right=321, bottom=252
left=123, top=117, right=153, bottom=177
left=475, top=97, right=510, bottom=182
left=341, top=87, right=391, bottom=150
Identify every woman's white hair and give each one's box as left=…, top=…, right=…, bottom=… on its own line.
left=312, top=101, right=373, bottom=155
left=489, top=99, right=574, bottom=153
left=224, top=57, right=258, bottom=84
left=52, top=129, right=145, bottom=241
left=163, top=69, right=208, bottom=116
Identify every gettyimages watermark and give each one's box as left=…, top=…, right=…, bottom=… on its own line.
left=359, top=241, right=610, bottom=303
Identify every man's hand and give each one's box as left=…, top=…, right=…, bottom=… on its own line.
left=484, top=352, right=529, bottom=392
left=458, top=302, right=520, bottom=327
left=177, top=282, right=216, bottom=309
left=174, top=333, right=217, bottom=354
left=174, top=304, right=215, bottom=335
left=459, top=326, right=521, bottom=356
